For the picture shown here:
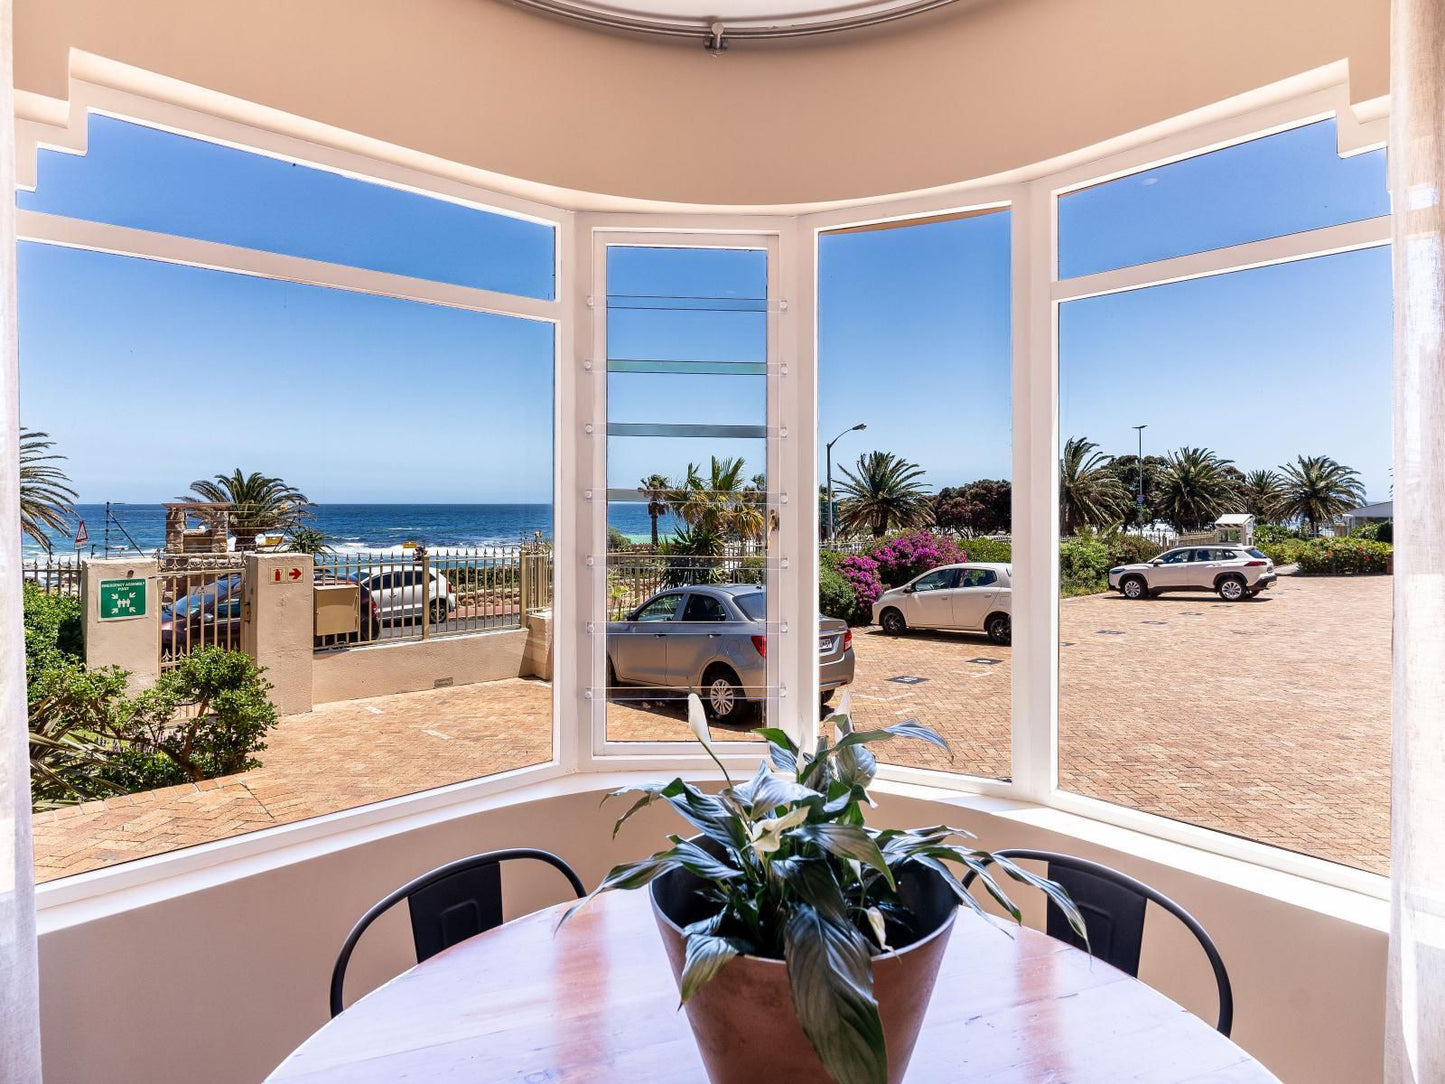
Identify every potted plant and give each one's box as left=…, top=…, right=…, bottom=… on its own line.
left=562, top=694, right=1084, bottom=1084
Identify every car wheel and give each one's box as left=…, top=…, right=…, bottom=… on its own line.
left=821, top=690, right=835, bottom=706
left=1217, top=575, right=1247, bottom=602
left=430, top=600, right=447, bottom=625
left=880, top=608, right=908, bottom=636
left=1120, top=576, right=1148, bottom=600
left=701, top=666, right=749, bottom=724
left=986, top=612, right=1011, bottom=646
left=606, top=658, right=618, bottom=692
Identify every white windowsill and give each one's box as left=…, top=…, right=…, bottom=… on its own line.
left=35, top=766, right=1388, bottom=937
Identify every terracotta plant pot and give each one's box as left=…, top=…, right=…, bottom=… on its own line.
left=650, top=860, right=957, bottom=1084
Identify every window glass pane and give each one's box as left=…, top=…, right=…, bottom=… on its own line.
left=1058, top=120, right=1389, bottom=278
left=818, top=209, right=1012, bottom=780
left=603, top=246, right=771, bottom=745
left=1057, top=247, right=1392, bottom=873
left=20, top=243, right=555, bottom=882
left=19, top=114, right=555, bottom=299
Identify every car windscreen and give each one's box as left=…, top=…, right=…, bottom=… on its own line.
left=734, top=593, right=766, bottom=621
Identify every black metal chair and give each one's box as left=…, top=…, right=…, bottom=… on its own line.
left=961, top=849, right=1233, bottom=1035
left=329, top=848, right=586, bottom=1017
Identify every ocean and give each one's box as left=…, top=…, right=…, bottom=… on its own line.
left=23, top=503, right=682, bottom=558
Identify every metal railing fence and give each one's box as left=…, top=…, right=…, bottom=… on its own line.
left=158, top=558, right=246, bottom=671
left=313, top=545, right=553, bottom=652
left=21, top=555, right=81, bottom=597
left=604, top=551, right=765, bottom=620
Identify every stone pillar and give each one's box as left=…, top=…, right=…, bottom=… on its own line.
left=80, top=557, right=160, bottom=692
left=242, top=553, right=314, bottom=716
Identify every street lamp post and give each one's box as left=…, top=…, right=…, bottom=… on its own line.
left=1131, top=424, right=1148, bottom=528
left=825, top=422, right=867, bottom=543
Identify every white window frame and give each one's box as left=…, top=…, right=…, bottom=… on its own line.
left=18, top=61, right=1392, bottom=911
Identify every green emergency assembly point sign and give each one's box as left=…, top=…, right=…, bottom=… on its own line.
left=99, top=578, right=147, bottom=620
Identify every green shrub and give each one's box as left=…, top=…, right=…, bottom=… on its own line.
left=959, top=537, right=1012, bottom=563
left=1254, top=524, right=1306, bottom=544
left=1059, top=535, right=1110, bottom=596
left=1295, top=537, right=1392, bottom=575
left=1098, top=529, right=1161, bottom=568
left=819, top=563, right=866, bottom=626
left=27, top=661, right=138, bottom=808
left=1258, top=539, right=1306, bottom=567
left=23, top=583, right=84, bottom=694
left=1351, top=521, right=1393, bottom=543
left=121, top=648, right=278, bottom=781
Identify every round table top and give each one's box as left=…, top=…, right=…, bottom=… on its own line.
left=269, top=889, right=1279, bottom=1083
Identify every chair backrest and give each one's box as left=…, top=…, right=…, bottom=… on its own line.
left=329, top=848, right=585, bottom=1017
left=962, top=848, right=1233, bottom=1036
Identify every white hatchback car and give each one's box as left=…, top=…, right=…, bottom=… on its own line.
left=871, top=562, right=1012, bottom=644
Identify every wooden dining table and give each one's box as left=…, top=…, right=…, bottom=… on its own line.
left=268, top=890, right=1279, bottom=1082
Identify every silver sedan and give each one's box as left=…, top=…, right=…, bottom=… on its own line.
left=607, top=584, right=855, bottom=723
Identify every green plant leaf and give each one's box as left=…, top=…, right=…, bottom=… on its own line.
left=832, top=738, right=877, bottom=791
left=771, top=856, right=848, bottom=921
left=795, top=824, right=895, bottom=890
left=667, top=836, right=744, bottom=884
left=679, top=933, right=748, bottom=1002
left=753, top=726, right=799, bottom=774
left=784, top=904, right=887, bottom=1084
left=834, top=720, right=950, bottom=754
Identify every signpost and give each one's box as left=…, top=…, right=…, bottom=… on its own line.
left=98, top=577, right=147, bottom=621
left=271, top=565, right=305, bottom=583
left=74, top=520, right=88, bottom=547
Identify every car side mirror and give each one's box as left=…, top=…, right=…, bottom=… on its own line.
left=1149, top=559, right=1163, bottom=566
left=902, top=585, right=916, bottom=594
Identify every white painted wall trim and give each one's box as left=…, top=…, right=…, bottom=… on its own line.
left=1052, top=216, right=1393, bottom=303
left=16, top=209, right=562, bottom=323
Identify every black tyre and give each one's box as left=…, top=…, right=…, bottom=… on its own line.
left=821, top=689, right=835, bottom=706
left=701, top=666, right=749, bottom=724
left=430, top=600, right=448, bottom=624
left=606, top=657, right=618, bottom=693
left=1120, top=576, right=1149, bottom=600
left=1217, top=575, right=1247, bottom=602
left=880, top=608, right=908, bottom=636
left=985, top=612, right=1011, bottom=646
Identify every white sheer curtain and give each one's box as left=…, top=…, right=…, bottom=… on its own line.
left=0, top=1, right=42, bottom=1080
left=1388, top=0, right=1445, bottom=1081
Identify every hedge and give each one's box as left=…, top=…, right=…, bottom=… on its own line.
left=1294, top=537, right=1392, bottom=574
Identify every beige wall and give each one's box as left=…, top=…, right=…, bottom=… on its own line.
left=36, top=781, right=1386, bottom=1084
left=311, top=627, right=529, bottom=703
left=242, top=553, right=314, bottom=715
left=79, top=557, right=159, bottom=692
left=13, top=0, right=1388, bottom=207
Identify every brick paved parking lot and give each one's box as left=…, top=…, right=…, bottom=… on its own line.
left=32, top=574, right=1390, bottom=881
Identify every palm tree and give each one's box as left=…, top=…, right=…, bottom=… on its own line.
left=186, top=469, right=311, bottom=550
left=285, top=526, right=334, bottom=556
left=19, top=428, right=78, bottom=552
left=1240, top=469, right=1286, bottom=523
left=670, top=456, right=765, bottom=541
left=1059, top=437, right=1130, bottom=535
left=1157, top=447, right=1239, bottom=531
left=1278, top=455, right=1366, bottom=536
left=836, top=451, right=931, bottom=539
left=637, top=473, right=673, bottom=548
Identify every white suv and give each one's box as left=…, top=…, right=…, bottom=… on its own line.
left=357, top=567, right=458, bottom=625
left=1108, top=545, right=1277, bottom=602
left=871, top=562, right=1012, bottom=644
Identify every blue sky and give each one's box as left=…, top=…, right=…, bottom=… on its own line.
left=17, top=115, right=1393, bottom=506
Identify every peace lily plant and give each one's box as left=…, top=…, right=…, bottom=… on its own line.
left=562, top=692, right=1086, bottom=1084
